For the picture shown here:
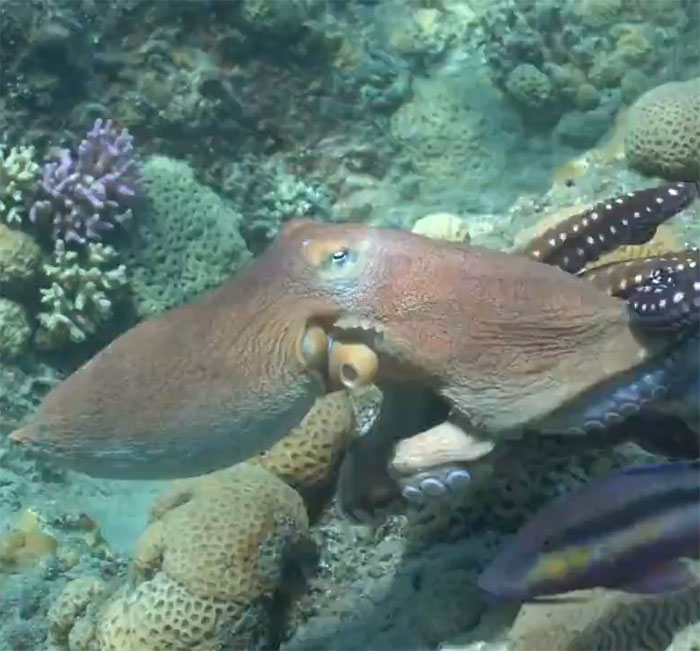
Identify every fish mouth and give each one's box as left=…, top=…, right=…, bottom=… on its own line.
left=477, top=570, right=531, bottom=602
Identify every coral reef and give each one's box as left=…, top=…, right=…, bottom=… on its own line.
left=0, top=1, right=698, bottom=650
left=0, top=222, right=43, bottom=295
left=505, top=63, right=552, bottom=110
left=251, top=390, right=357, bottom=510
left=0, top=297, right=33, bottom=359
left=624, top=77, right=700, bottom=181
left=124, top=155, right=251, bottom=317
left=389, top=75, right=512, bottom=194
left=49, top=463, right=313, bottom=650
left=411, top=213, right=471, bottom=243
left=35, top=240, right=128, bottom=349
left=221, top=154, right=331, bottom=254
left=30, top=119, right=140, bottom=245
left=481, top=581, right=700, bottom=651
left=0, top=144, right=39, bottom=224
left=477, top=0, right=698, bottom=137
left=43, top=389, right=365, bottom=650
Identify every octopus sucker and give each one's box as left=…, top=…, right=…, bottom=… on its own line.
left=534, top=332, right=698, bottom=436
left=521, top=182, right=699, bottom=274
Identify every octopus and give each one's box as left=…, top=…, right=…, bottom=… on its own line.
left=8, top=182, right=699, bottom=515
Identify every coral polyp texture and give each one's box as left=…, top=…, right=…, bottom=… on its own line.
left=124, top=155, right=251, bottom=317
left=30, top=119, right=141, bottom=245
left=624, top=77, right=700, bottom=181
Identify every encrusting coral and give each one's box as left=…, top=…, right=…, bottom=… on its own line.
left=0, top=297, right=33, bottom=359
left=125, top=155, right=251, bottom=317
left=0, top=222, right=43, bottom=293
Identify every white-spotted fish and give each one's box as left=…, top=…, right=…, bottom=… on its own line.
left=522, top=182, right=699, bottom=274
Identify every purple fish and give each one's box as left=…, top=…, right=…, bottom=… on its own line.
left=478, top=461, right=700, bottom=601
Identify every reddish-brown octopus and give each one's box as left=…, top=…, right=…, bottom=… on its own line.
left=9, top=183, right=699, bottom=513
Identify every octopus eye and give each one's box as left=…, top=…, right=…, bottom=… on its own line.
left=329, top=248, right=349, bottom=264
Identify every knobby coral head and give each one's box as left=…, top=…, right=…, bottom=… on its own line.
left=29, top=118, right=142, bottom=245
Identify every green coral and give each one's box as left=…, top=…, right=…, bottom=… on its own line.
left=36, top=240, right=127, bottom=349
left=0, top=297, right=32, bottom=359
left=505, top=64, right=553, bottom=109
left=389, top=76, right=507, bottom=189
left=124, top=156, right=251, bottom=317
left=0, top=223, right=43, bottom=293
left=0, top=144, right=39, bottom=225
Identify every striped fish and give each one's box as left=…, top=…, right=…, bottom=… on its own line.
left=478, top=461, right=700, bottom=601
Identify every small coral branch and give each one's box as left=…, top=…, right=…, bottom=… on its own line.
left=36, top=240, right=128, bottom=349
left=29, top=119, right=141, bottom=245
left=0, top=144, right=39, bottom=225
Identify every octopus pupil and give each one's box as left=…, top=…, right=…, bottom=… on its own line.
left=332, top=249, right=348, bottom=262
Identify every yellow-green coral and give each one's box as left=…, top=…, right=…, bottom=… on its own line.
left=0, top=144, right=39, bottom=225
left=36, top=240, right=127, bottom=348
left=505, top=64, right=552, bottom=110
left=50, top=463, right=313, bottom=651
left=624, top=77, right=700, bottom=181
left=0, top=297, right=32, bottom=359
left=0, top=222, right=43, bottom=290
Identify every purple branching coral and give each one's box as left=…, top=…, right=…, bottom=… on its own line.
left=30, top=119, right=141, bottom=245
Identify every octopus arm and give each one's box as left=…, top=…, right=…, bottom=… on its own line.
left=522, top=182, right=699, bottom=274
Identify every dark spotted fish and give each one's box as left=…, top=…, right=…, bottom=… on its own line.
left=627, top=262, right=700, bottom=332
left=522, top=182, right=699, bottom=274
left=581, top=248, right=700, bottom=299
left=478, top=460, right=700, bottom=601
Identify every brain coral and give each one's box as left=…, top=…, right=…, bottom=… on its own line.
left=47, top=390, right=368, bottom=651
left=624, top=77, right=700, bottom=181
left=252, top=390, right=356, bottom=507
left=505, top=63, right=552, bottom=110
left=134, top=463, right=309, bottom=604
left=54, top=463, right=313, bottom=651
left=124, top=156, right=251, bottom=317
